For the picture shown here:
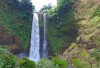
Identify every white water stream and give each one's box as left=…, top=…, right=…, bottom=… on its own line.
left=29, top=13, right=48, bottom=62
left=42, top=14, right=48, bottom=58
left=29, top=13, right=40, bottom=62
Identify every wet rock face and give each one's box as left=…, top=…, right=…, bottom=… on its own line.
left=40, top=27, right=44, bottom=58
left=39, top=27, right=51, bottom=58
left=38, top=13, right=43, bottom=19
left=38, top=13, right=51, bottom=58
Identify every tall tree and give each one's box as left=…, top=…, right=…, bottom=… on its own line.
left=20, top=0, right=33, bottom=13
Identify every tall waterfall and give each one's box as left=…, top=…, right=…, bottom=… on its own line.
left=42, top=14, right=48, bottom=58
left=29, top=13, right=40, bottom=62
left=29, top=13, right=48, bottom=62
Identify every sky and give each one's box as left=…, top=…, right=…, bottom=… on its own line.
left=31, top=0, right=57, bottom=11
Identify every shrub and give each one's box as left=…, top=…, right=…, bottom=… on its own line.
left=91, top=49, right=100, bottom=62
left=51, top=56, right=69, bottom=68
left=91, top=49, right=100, bottom=67
left=18, top=57, right=36, bottom=68
left=0, top=46, right=16, bottom=68
left=37, top=59, right=59, bottom=68
left=71, top=59, right=85, bottom=68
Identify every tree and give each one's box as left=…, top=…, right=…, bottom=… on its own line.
left=20, top=0, right=34, bottom=14
left=40, top=4, right=52, bottom=12
left=57, top=0, right=61, bottom=4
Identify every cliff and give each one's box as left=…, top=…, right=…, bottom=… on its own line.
left=0, top=0, right=33, bottom=54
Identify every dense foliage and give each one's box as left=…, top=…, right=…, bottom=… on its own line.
left=18, top=57, right=36, bottom=68
left=0, top=46, right=69, bottom=68
left=46, top=0, right=100, bottom=68
left=0, top=0, right=33, bottom=51
left=51, top=56, right=69, bottom=68
left=0, top=45, right=16, bottom=68
left=46, top=0, right=78, bottom=55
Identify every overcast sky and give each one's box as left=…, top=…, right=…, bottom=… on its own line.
left=31, top=0, right=57, bottom=11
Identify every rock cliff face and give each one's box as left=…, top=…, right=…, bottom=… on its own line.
left=38, top=13, right=51, bottom=57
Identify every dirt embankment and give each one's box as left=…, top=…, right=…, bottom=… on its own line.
left=0, top=24, right=22, bottom=54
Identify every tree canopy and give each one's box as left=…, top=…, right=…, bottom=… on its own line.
left=40, top=4, right=52, bottom=12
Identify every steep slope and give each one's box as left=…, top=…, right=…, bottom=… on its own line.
left=0, top=0, right=33, bottom=53
left=62, top=0, right=100, bottom=67
left=47, top=0, right=100, bottom=67
left=63, top=0, right=100, bottom=58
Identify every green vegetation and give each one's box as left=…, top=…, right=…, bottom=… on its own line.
left=37, top=59, right=59, bottom=68
left=0, top=0, right=100, bottom=68
left=51, top=56, right=69, bottom=68
left=46, top=0, right=78, bottom=55
left=71, top=59, right=86, bottom=68
left=91, top=49, right=100, bottom=67
left=45, top=0, right=100, bottom=68
left=36, top=57, right=68, bottom=68
left=0, top=45, right=17, bottom=68
left=0, top=0, right=33, bottom=51
left=40, top=4, right=52, bottom=13
left=18, top=57, right=36, bottom=68
left=0, top=46, right=69, bottom=68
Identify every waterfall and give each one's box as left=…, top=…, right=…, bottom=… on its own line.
left=29, top=13, right=48, bottom=62
left=29, top=13, right=40, bottom=62
left=42, top=14, right=48, bottom=58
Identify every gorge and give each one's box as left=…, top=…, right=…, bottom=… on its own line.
left=0, top=0, right=100, bottom=68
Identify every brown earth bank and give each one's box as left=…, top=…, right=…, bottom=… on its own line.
left=0, top=24, right=23, bottom=54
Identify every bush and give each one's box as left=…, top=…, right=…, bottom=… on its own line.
left=91, top=49, right=100, bottom=62
left=18, top=57, right=36, bottom=68
left=71, top=59, right=86, bottom=68
left=51, top=56, right=69, bottom=68
left=0, top=46, right=16, bottom=68
left=91, top=49, right=100, bottom=67
left=92, top=5, right=100, bottom=17
left=37, top=59, right=59, bottom=68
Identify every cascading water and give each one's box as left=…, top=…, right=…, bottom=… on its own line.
left=29, top=13, right=40, bottom=62
left=42, top=14, right=48, bottom=58
left=29, top=13, right=48, bottom=62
